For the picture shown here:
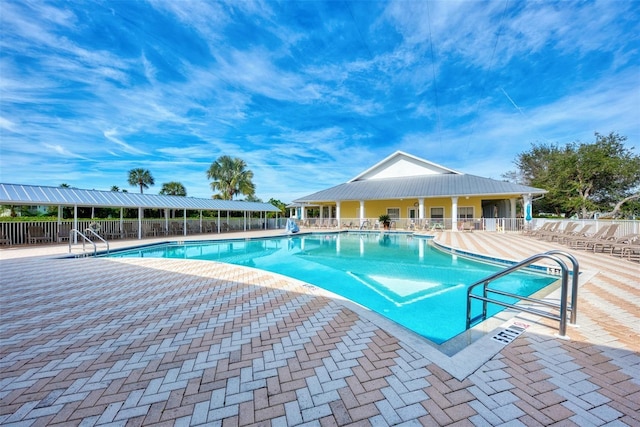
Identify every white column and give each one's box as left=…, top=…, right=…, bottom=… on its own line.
left=359, top=200, right=365, bottom=227
left=336, top=202, right=341, bottom=227
left=138, top=207, right=143, bottom=239
left=451, top=196, right=458, bottom=231
left=510, top=198, right=517, bottom=218
left=73, top=205, right=78, bottom=244
left=217, top=210, right=221, bottom=233
left=418, top=198, right=425, bottom=220
left=183, top=209, right=187, bottom=236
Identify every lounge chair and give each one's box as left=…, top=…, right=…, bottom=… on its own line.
left=597, top=233, right=639, bottom=254
left=534, top=222, right=562, bottom=239
left=567, top=224, right=619, bottom=250
left=28, top=226, right=52, bottom=244
left=608, top=236, right=640, bottom=262
left=556, top=224, right=592, bottom=245
left=528, top=222, right=555, bottom=238
left=542, top=222, right=578, bottom=241
left=0, top=235, right=11, bottom=245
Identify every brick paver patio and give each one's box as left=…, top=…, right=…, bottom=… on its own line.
left=1, top=230, right=638, bottom=426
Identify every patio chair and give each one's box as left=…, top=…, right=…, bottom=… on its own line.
left=567, top=224, right=619, bottom=250
left=0, top=234, right=11, bottom=245
left=608, top=236, right=640, bottom=262
left=534, top=222, right=562, bottom=239
left=597, top=233, right=639, bottom=254
left=169, top=222, right=183, bottom=235
left=459, top=221, right=474, bottom=232
left=556, top=224, right=592, bottom=245
left=122, top=223, right=137, bottom=238
left=542, top=222, right=578, bottom=241
left=28, top=226, right=52, bottom=244
left=57, top=225, right=71, bottom=242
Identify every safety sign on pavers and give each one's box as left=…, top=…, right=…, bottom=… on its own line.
left=491, top=321, right=530, bottom=345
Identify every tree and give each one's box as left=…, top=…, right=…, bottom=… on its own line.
left=111, top=185, right=120, bottom=192
left=206, top=156, right=256, bottom=200
left=508, top=132, right=640, bottom=218
left=128, top=168, right=155, bottom=194
left=159, top=182, right=187, bottom=196
left=267, top=198, right=287, bottom=218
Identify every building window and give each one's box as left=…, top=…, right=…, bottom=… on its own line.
left=430, top=207, right=444, bottom=219
left=458, top=207, right=473, bottom=219
left=387, top=208, right=400, bottom=220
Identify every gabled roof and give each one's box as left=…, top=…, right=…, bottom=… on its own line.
left=0, top=183, right=280, bottom=212
left=294, top=151, right=546, bottom=203
left=349, top=151, right=459, bottom=182
left=294, top=174, right=546, bottom=203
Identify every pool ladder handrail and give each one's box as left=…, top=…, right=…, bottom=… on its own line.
left=68, top=228, right=110, bottom=256
left=465, top=250, right=579, bottom=339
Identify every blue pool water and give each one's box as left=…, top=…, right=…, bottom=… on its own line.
left=107, top=233, right=556, bottom=344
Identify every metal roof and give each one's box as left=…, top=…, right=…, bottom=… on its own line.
left=293, top=174, right=547, bottom=203
left=0, top=183, right=280, bottom=212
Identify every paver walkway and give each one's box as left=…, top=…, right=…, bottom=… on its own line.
left=1, top=231, right=638, bottom=426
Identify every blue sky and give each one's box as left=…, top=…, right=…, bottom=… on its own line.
left=1, top=1, right=638, bottom=203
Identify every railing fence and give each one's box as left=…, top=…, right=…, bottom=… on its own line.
left=1, top=217, right=637, bottom=246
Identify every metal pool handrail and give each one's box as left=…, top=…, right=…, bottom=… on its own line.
left=466, top=252, right=576, bottom=339
left=68, top=228, right=110, bottom=256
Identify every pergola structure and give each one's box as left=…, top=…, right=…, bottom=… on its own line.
left=0, top=183, right=281, bottom=239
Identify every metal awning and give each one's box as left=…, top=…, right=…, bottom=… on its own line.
left=0, top=183, right=280, bottom=212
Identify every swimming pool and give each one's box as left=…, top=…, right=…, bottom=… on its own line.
left=108, top=233, right=556, bottom=344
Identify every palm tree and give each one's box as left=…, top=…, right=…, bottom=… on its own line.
left=206, top=156, right=255, bottom=200
left=159, top=182, right=187, bottom=196
left=128, top=168, right=155, bottom=194
left=159, top=182, right=186, bottom=219
left=111, top=185, right=120, bottom=192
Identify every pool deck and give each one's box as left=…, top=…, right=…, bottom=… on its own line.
left=1, top=230, right=638, bottom=426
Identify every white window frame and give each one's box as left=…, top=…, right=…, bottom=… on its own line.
left=458, top=206, right=474, bottom=220
left=430, top=207, right=444, bottom=220
left=387, top=208, right=400, bottom=220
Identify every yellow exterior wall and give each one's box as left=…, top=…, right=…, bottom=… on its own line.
left=334, top=197, right=491, bottom=218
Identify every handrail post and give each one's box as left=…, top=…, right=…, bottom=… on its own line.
left=545, top=250, right=579, bottom=325
left=557, top=268, right=569, bottom=338
left=482, top=280, right=488, bottom=320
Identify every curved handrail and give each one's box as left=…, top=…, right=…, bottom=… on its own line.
left=69, top=229, right=97, bottom=256
left=68, top=228, right=110, bottom=256
left=466, top=253, right=571, bottom=338
left=85, top=228, right=110, bottom=254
